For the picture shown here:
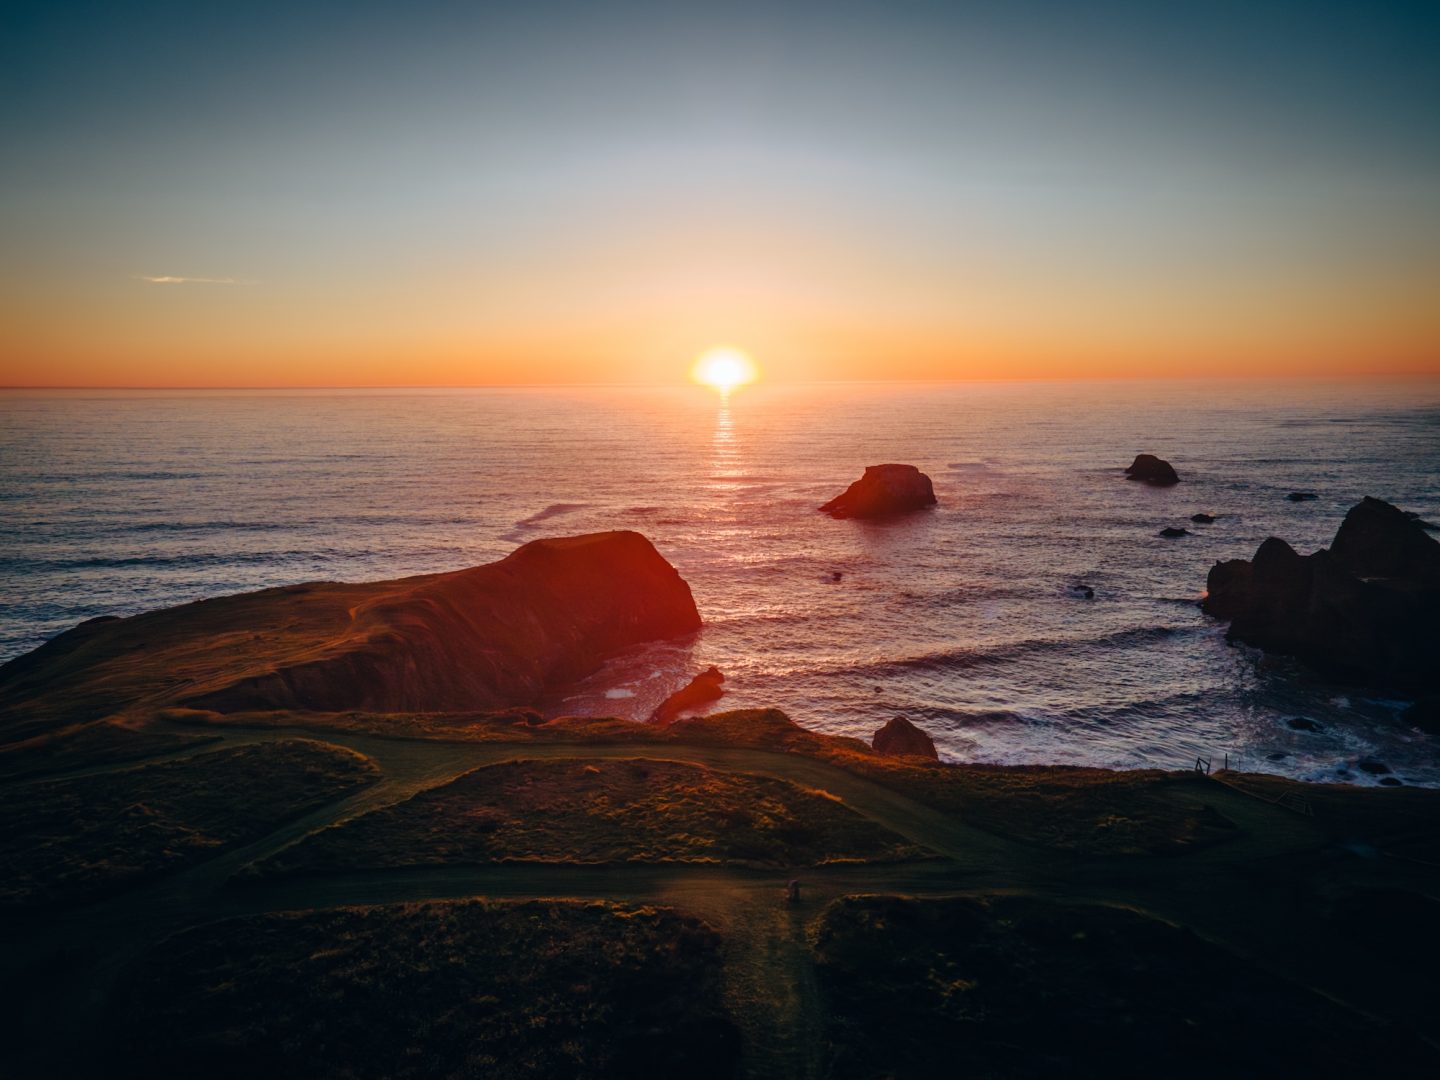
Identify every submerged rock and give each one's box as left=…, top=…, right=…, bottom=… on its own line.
left=1286, top=492, right=1319, bottom=502
left=1158, top=527, right=1190, bottom=538
left=1124, top=454, right=1179, bottom=486
left=1191, top=513, right=1217, bottom=524
left=819, top=464, right=937, bottom=519
left=1068, top=584, right=1095, bottom=600
left=1202, top=497, right=1440, bottom=693
left=872, top=716, right=939, bottom=760
left=650, top=666, right=726, bottom=726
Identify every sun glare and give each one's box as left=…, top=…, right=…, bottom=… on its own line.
left=692, top=347, right=759, bottom=394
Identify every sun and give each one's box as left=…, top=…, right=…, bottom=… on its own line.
left=691, top=346, right=759, bottom=394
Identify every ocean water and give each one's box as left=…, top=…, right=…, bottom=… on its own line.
left=2, top=380, right=1439, bottom=787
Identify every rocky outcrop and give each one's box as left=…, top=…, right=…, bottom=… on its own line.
left=0, top=531, right=701, bottom=726
left=650, top=667, right=725, bottom=725
left=819, top=465, right=937, bottom=519
left=1202, top=498, right=1440, bottom=691
left=1124, top=454, right=1179, bottom=486
left=872, top=716, right=939, bottom=760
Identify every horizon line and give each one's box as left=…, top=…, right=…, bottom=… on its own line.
left=4, top=371, right=1440, bottom=391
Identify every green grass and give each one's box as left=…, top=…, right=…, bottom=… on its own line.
left=108, top=899, right=739, bottom=1080
left=259, top=757, right=926, bottom=876
left=0, top=739, right=378, bottom=908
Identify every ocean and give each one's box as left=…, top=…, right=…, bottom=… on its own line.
left=2, top=380, right=1438, bottom=786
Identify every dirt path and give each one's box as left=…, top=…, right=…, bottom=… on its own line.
left=3, top=725, right=1434, bottom=1077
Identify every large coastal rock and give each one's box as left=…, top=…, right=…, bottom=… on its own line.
left=650, top=667, right=726, bottom=725
left=0, top=531, right=700, bottom=731
left=1202, top=498, right=1440, bottom=691
left=871, top=716, right=939, bottom=760
left=820, top=464, right=937, bottom=519
left=1124, top=454, right=1179, bottom=485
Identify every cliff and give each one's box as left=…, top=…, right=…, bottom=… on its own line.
left=0, top=531, right=700, bottom=732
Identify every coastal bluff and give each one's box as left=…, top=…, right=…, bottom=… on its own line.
left=0, top=531, right=700, bottom=730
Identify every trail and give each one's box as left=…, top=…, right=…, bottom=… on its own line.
left=2, top=725, right=1436, bottom=1077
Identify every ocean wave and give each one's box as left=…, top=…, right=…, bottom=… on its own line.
left=819, top=625, right=1202, bottom=680
left=5, top=550, right=343, bottom=572
left=500, top=503, right=591, bottom=541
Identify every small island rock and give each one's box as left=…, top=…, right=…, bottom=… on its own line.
left=819, top=464, right=937, bottom=519
left=1286, top=492, right=1319, bottom=502
left=1125, top=454, right=1180, bottom=486
left=1159, top=527, right=1190, bottom=538
left=872, top=715, right=939, bottom=760
left=1191, top=513, right=1216, bottom=524
left=649, top=666, right=726, bottom=725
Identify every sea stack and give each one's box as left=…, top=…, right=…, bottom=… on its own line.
left=650, top=667, right=726, bottom=725
left=819, top=464, right=937, bottom=519
left=1124, top=454, right=1179, bottom=486
left=0, top=531, right=701, bottom=727
left=1202, top=497, right=1440, bottom=691
left=871, top=716, right=939, bottom=760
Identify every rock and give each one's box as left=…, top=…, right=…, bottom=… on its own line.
left=1356, top=759, right=1391, bottom=776
left=1191, top=513, right=1217, bottom=524
left=1124, top=454, right=1179, bottom=486
left=1068, top=584, right=1095, bottom=599
left=649, top=666, right=726, bottom=725
left=1286, top=492, right=1319, bottom=502
left=831, top=571, right=844, bottom=582
left=1287, top=717, right=1322, bottom=732
left=0, top=531, right=702, bottom=725
left=1158, top=527, right=1190, bottom=538
left=1202, top=498, right=1440, bottom=693
left=819, top=464, right=937, bottom=519
left=872, top=716, right=939, bottom=760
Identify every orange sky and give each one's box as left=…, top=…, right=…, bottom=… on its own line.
left=4, top=2, right=1439, bottom=387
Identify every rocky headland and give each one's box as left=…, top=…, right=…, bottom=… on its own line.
left=0, top=530, right=700, bottom=734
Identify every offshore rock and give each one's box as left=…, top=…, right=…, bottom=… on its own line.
left=1202, top=498, right=1440, bottom=692
left=872, top=716, right=939, bottom=760
left=650, top=667, right=726, bottom=726
left=819, top=464, right=937, bottom=519
left=0, top=531, right=701, bottom=728
left=1124, top=454, right=1179, bottom=486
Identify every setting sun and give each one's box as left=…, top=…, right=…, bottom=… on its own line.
left=692, top=347, right=759, bottom=394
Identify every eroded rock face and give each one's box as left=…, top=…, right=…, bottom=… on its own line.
left=1125, top=454, right=1179, bottom=485
left=0, top=531, right=701, bottom=725
left=1202, top=498, right=1440, bottom=691
left=872, top=716, right=939, bottom=760
left=650, top=667, right=726, bottom=725
left=819, top=465, right=937, bottom=519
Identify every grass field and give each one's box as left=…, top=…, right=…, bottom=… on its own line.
left=257, top=756, right=926, bottom=876
left=0, top=739, right=378, bottom=908
left=108, top=898, right=738, bottom=1080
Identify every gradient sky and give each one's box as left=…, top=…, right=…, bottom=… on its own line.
left=3, top=0, right=1438, bottom=386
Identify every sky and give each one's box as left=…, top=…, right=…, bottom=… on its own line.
left=2, top=0, right=1438, bottom=386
